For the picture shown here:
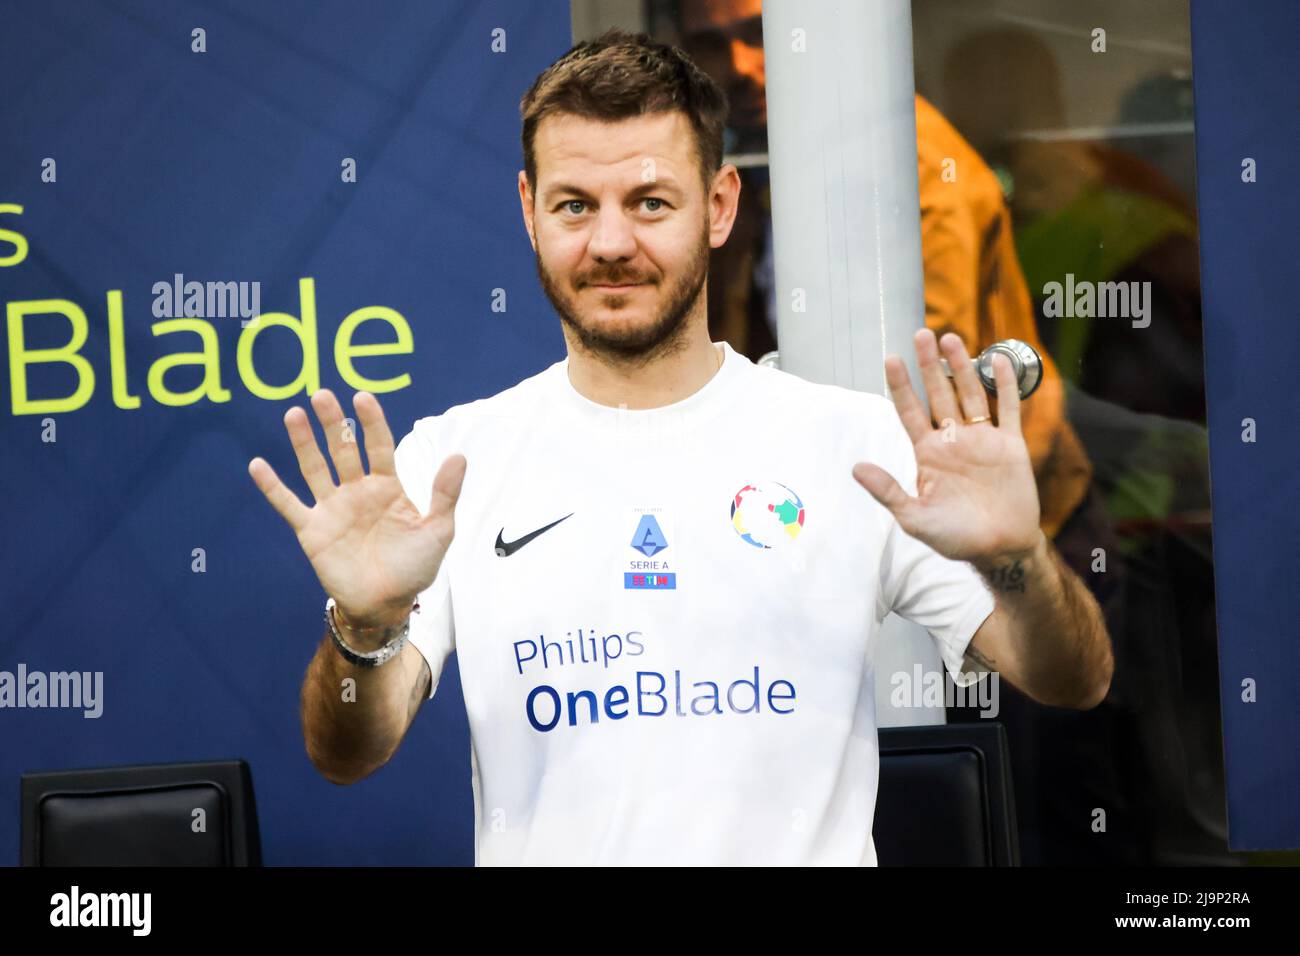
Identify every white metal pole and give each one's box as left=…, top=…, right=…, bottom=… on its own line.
left=763, top=0, right=946, bottom=726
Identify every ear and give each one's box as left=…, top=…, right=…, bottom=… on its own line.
left=518, top=170, right=538, bottom=252
left=707, top=163, right=742, bottom=249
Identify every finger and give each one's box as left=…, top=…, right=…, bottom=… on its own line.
left=992, top=352, right=1022, bottom=434
left=851, top=462, right=916, bottom=527
left=248, top=457, right=311, bottom=532
left=915, top=328, right=960, bottom=429
left=883, top=354, right=932, bottom=445
left=311, top=389, right=364, bottom=483
left=939, top=331, right=991, bottom=423
left=353, top=391, right=396, bottom=476
left=427, top=453, right=467, bottom=518
left=284, top=406, right=337, bottom=502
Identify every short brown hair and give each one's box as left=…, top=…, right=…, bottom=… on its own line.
left=520, top=29, right=728, bottom=194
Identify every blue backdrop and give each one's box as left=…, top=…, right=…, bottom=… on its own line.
left=1190, top=0, right=1300, bottom=851
left=0, top=0, right=570, bottom=864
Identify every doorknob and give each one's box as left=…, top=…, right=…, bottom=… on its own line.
left=940, top=339, right=1043, bottom=400
left=756, top=339, right=1044, bottom=400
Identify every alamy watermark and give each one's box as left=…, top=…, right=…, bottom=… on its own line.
left=889, top=663, right=999, bottom=718
left=50, top=885, right=150, bottom=935
left=1042, top=273, right=1151, bottom=328
left=0, top=663, right=103, bottom=718
left=152, top=272, right=261, bottom=327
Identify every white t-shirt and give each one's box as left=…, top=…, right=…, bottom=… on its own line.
left=392, top=340, right=996, bottom=865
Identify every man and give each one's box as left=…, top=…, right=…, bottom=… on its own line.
left=247, top=31, right=1112, bottom=866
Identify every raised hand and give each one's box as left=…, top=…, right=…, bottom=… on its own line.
left=852, top=328, right=1042, bottom=564
left=248, top=389, right=466, bottom=631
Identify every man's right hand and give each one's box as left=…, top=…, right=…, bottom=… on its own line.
left=248, top=389, right=466, bottom=632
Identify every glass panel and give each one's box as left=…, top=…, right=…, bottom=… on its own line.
left=910, top=0, right=1222, bottom=866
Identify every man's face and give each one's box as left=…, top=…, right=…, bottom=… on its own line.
left=520, top=110, right=738, bottom=361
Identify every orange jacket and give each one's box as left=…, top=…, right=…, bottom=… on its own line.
left=915, top=93, right=1093, bottom=537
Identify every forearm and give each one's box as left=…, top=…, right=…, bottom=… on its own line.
left=972, top=530, right=1114, bottom=709
left=300, top=625, right=429, bottom=784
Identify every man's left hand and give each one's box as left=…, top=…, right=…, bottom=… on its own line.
left=852, top=328, right=1043, bottom=566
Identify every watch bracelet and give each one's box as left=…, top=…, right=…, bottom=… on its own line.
left=325, top=597, right=411, bottom=668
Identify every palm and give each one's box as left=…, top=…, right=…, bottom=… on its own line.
left=902, top=421, right=1039, bottom=561
left=854, top=330, right=1042, bottom=564
left=248, top=389, right=466, bottom=628
left=296, top=473, right=450, bottom=623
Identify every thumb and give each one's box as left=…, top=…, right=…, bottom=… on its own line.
left=852, top=462, right=914, bottom=522
left=426, top=453, right=467, bottom=522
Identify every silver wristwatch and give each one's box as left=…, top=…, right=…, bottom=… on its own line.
left=325, top=597, right=414, bottom=668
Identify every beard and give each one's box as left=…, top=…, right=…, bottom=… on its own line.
left=535, top=224, right=710, bottom=366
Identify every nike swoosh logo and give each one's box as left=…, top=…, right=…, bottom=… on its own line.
left=494, top=513, right=575, bottom=557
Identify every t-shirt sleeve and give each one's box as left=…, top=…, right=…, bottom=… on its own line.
left=873, top=398, right=996, bottom=688
left=392, top=418, right=456, bottom=701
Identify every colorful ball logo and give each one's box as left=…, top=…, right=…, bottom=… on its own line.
left=730, top=482, right=806, bottom=549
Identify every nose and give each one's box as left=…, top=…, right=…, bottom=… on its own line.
left=586, top=203, right=638, bottom=263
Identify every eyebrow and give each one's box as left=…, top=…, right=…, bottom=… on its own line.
left=542, top=177, right=686, bottom=205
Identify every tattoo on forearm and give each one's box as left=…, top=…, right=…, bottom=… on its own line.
left=983, top=557, right=1027, bottom=593
left=407, top=660, right=431, bottom=723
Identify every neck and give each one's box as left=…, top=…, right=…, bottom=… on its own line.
left=564, top=325, right=723, bottom=410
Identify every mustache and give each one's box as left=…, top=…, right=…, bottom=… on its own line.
left=575, top=267, right=657, bottom=288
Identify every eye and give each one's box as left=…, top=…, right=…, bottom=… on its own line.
left=562, top=200, right=587, bottom=215
left=642, top=197, right=665, bottom=212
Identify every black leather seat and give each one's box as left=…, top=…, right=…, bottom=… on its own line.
left=875, top=722, right=1019, bottom=865
left=21, top=759, right=261, bottom=866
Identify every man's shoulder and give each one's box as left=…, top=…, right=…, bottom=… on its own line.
left=747, top=363, right=909, bottom=466
left=396, top=354, right=902, bottom=451
left=403, top=359, right=560, bottom=444
left=749, top=361, right=898, bottom=421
